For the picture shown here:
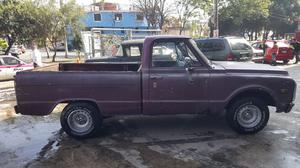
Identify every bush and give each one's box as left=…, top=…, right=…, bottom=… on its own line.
left=0, top=38, right=8, bottom=50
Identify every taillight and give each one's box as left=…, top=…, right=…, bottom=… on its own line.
left=226, top=53, right=235, bottom=61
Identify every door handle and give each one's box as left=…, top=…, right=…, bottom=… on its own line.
left=186, top=67, right=195, bottom=72
left=150, top=75, right=163, bottom=80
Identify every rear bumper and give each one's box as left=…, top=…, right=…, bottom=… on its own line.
left=14, top=103, right=54, bottom=116
left=14, top=105, right=19, bottom=114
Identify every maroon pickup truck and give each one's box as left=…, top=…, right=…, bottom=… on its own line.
left=14, top=36, right=296, bottom=138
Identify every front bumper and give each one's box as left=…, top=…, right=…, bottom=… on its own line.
left=277, top=102, right=294, bottom=113
left=285, top=103, right=295, bottom=113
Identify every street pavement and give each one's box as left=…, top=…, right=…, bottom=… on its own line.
left=0, top=63, right=300, bottom=168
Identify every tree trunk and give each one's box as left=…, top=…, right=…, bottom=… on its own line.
left=51, top=40, right=57, bottom=62
left=52, top=50, right=57, bottom=62
left=64, top=29, right=69, bottom=58
left=255, top=30, right=258, bottom=40
left=44, top=41, right=50, bottom=59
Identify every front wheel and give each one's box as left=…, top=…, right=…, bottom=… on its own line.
left=60, top=102, right=102, bottom=139
left=226, top=97, right=269, bottom=134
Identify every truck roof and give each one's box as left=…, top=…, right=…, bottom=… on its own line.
left=146, top=35, right=190, bottom=40
left=122, top=35, right=190, bottom=45
left=122, top=39, right=144, bottom=45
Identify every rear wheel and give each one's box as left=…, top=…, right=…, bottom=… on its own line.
left=60, top=102, right=102, bottom=139
left=283, top=59, right=289, bottom=64
left=226, top=97, right=269, bottom=134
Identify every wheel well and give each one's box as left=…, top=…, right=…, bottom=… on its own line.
left=226, top=89, right=276, bottom=109
left=53, top=100, right=100, bottom=113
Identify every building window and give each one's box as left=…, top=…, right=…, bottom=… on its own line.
left=115, top=13, right=122, bottom=21
left=136, top=13, right=144, bottom=21
left=94, top=13, right=101, bottom=21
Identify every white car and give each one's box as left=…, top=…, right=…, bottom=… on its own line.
left=0, top=56, right=34, bottom=81
left=251, top=45, right=264, bottom=62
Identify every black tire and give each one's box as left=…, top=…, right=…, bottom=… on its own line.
left=283, top=59, right=289, bottom=64
left=60, top=102, right=102, bottom=139
left=226, top=97, right=269, bottom=134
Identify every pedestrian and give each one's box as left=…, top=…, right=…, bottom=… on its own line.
left=261, top=40, right=268, bottom=56
left=290, top=38, right=300, bottom=64
left=32, top=43, right=43, bottom=68
left=270, top=41, right=279, bottom=66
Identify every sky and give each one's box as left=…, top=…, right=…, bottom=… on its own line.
left=76, top=0, right=132, bottom=6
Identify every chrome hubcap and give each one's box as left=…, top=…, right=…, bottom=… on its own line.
left=237, top=105, right=262, bottom=128
left=67, top=109, right=93, bottom=133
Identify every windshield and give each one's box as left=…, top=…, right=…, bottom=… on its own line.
left=228, top=38, right=252, bottom=51
left=196, top=40, right=225, bottom=52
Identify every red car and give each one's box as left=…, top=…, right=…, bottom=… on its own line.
left=252, top=41, right=294, bottom=64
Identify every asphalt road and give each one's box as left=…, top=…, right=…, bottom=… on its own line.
left=0, top=64, right=300, bottom=168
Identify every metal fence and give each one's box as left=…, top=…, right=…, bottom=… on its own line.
left=81, top=28, right=161, bottom=60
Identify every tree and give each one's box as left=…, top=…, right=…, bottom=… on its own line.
left=0, top=0, right=43, bottom=54
left=134, top=0, right=171, bottom=29
left=175, top=0, right=212, bottom=35
left=266, top=0, right=300, bottom=39
left=218, top=0, right=270, bottom=40
left=60, top=0, right=84, bottom=58
left=175, top=0, right=200, bottom=35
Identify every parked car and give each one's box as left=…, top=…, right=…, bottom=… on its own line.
left=0, top=55, right=34, bottom=81
left=252, top=41, right=294, bottom=64
left=14, top=36, right=296, bottom=139
left=251, top=45, right=264, bottom=62
left=195, top=37, right=254, bottom=61
left=50, top=42, right=70, bottom=51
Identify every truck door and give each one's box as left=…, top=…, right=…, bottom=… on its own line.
left=143, top=40, right=210, bottom=115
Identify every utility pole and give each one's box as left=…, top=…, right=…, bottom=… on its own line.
left=213, top=0, right=219, bottom=37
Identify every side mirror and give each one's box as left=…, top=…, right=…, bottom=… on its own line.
left=184, top=57, right=193, bottom=67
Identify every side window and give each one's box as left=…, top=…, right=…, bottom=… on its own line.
left=115, top=13, right=122, bottom=21
left=94, top=13, right=101, bottom=21
left=2, top=57, right=20, bottom=65
left=124, top=46, right=141, bottom=57
left=152, top=42, right=199, bottom=68
left=0, top=59, right=3, bottom=65
left=136, top=13, right=144, bottom=21
left=196, top=40, right=225, bottom=52
left=130, top=46, right=141, bottom=56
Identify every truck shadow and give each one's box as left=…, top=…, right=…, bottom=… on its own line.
left=98, top=115, right=236, bottom=143
left=26, top=115, right=242, bottom=168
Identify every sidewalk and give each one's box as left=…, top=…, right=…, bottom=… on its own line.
left=0, top=81, right=14, bottom=90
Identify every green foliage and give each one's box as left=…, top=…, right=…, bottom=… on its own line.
left=0, top=38, right=8, bottom=50
left=0, top=0, right=84, bottom=59
left=218, top=0, right=300, bottom=39
left=0, top=0, right=42, bottom=44
left=267, top=0, right=300, bottom=35
left=219, top=0, right=271, bottom=36
left=72, top=33, right=82, bottom=51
